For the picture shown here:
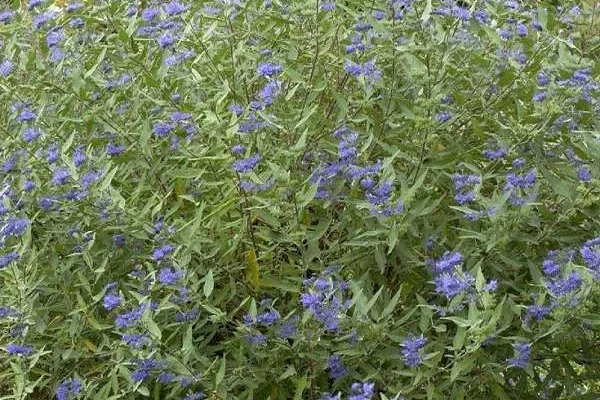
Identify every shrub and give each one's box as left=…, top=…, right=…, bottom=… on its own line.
left=0, top=0, right=598, bottom=399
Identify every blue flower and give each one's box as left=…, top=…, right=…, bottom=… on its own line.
left=1, top=218, right=30, bottom=237
left=164, top=1, right=189, bottom=15
left=0, top=10, right=15, bottom=24
left=107, top=143, right=126, bottom=156
left=434, top=273, right=473, bottom=299
left=256, top=62, right=283, bottom=77
left=122, top=333, right=150, bottom=349
left=526, top=305, right=551, bottom=321
left=72, top=147, right=86, bottom=168
left=436, top=111, right=452, bottom=123
left=577, top=166, right=592, bottom=182
left=6, top=343, right=33, bottom=356
left=175, top=308, right=199, bottom=322
left=103, top=292, right=121, bottom=311
left=0, top=59, right=14, bottom=77
left=115, top=304, right=146, bottom=328
left=320, top=2, right=336, bottom=12
left=326, top=354, right=348, bottom=380
left=233, top=154, right=261, bottom=173
left=51, top=168, right=71, bottom=186
left=158, top=267, right=185, bottom=285
left=152, top=244, right=174, bottom=261
left=482, top=147, right=508, bottom=161
left=183, top=392, right=205, bottom=400
left=141, top=7, right=160, bottom=21
left=349, top=381, right=375, bottom=400
left=56, top=377, right=82, bottom=400
left=0, top=251, right=19, bottom=269
left=430, top=251, right=463, bottom=274
left=546, top=272, right=582, bottom=297
left=66, top=2, right=84, bottom=12
left=158, top=32, right=175, bottom=49
left=507, top=342, right=531, bottom=368
left=401, top=335, right=427, bottom=367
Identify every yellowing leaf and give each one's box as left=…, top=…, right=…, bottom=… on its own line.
left=245, top=249, right=260, bottom=290
left=82, top=339, right=97, bottom=353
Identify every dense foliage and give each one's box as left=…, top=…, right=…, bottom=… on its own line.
left=0, top=0, right=599, bottom=399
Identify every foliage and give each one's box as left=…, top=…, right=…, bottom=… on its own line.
left=0, top=0, right=599, bottom=399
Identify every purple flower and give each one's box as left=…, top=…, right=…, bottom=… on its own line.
left=354, top=21, right=372, bottom=32
left=51, top=168, right=71, bottom=186
left=277, top=315, right=299, bottom=338
left=257, top=62, right=283, bottom=77
left=233, top=154, right=260, bottom=173
left=321, top=1, right=336, bottom=11
left=344, top=59, right=381, bottom=82
left=0, top=251, right=19, bottom=269
left=577, top=166, right=592, bottom=182
left=498, top=28, right=513, bottom=40
left=482, top=147, right=508, bottom=161
left=485, top=280, right=498, bottom=292
left=175, top=308, right=200, bottom=322
left=66, top=2, right=84, bottom=12
left=507, top=342, right=531, bottom=368
left=17, top=108, right=36, bottom=123
left=47, top=29, right=64, bottom=48
left=349, top=381, right=375, bottom=400
left=33, top=10, right=58, bottom=30
left=546, top=272, right=582, bottom=297
left=533, top=91, right=547, bottom=102
left=401, top=335, right=427, bottom=367
left=122, top=333, right=150, bottom=349
left=164, top=50, right=195, bottom=67
left=6, top=343, right=33, bottom=356
left=526, top=305, right=551, bottom=321
left=255, top=310, right=280, bottom=326
left=70, top=17, right=84, bottom=28
left=365, top=181, right=392, bottom=205
left=229, top=104, right=244, bottom=116
left=171, top=111, right=191, bottom=123
left=1, top=218, right=29, bottom=237
left=158, top=32, right=175, bottom=49
left=72, top=147, right=86, bottom=167
left=153, top=122, right=175, bottom=137
left=0, top=10, right=15, bottom=24
left=22, top=127, right=42, bottom=142
left=28, top=0, right=43, bottom=10
left=326, top=354, right=348, bottom=380
left=115, top=304, right=146, bottom=328
left=113, top=234, right=126, bottom=247
left=56, top=378, right=82, bottom=400
left=107, top=143, right=126, bottom=156
left=158, top=267, right=185, bottom=285
left=436, top=112, right=452, bottom=123
left=258, top=80, right=282, bottom=105
left=516, top=23, right=528, bottom=37
left=164, top=1, right=189, bottom=15
left=103, top=292, right=121, bottom=311
left=141, top=7, right=160, bottom=21
left=0, top=59, right=14, bottom=77
left=152, top=244, right=174, bottom=261
left=473, top=9, right=489, bottom=24
left=435, top=273, right=472, bottom=299
left=580, top=238, right=600, bottom=278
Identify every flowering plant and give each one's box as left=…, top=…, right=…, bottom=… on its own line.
left=0, top=0, right=598, bottom=399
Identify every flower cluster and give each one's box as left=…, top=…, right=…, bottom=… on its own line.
left=300, top=267, right=352, bottom=332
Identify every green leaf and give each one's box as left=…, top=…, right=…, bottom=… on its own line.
left=381, top=285, right=403, bottom=319
left=204, top=269, right=214, bottom=298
